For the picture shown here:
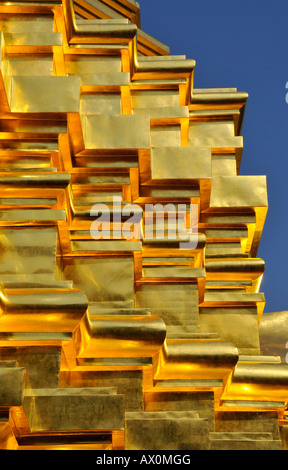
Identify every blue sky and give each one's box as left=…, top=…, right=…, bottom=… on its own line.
left=140, top=0, right=288, bottom=313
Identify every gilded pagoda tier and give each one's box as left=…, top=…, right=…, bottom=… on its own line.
left=0, top=0, right=287, bottom=451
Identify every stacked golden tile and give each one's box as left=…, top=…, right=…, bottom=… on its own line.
left=0, top=0, right=287, bottom=451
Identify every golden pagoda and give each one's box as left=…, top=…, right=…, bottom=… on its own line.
left=0, top=0, right=287, bottom=451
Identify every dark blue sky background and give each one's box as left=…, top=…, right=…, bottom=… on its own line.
left=140, top=0, right=288, bottom=314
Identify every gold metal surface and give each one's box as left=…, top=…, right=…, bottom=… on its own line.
left=0, top=0, right=286, bottom=452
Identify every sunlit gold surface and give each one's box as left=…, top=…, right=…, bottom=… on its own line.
left=0, top=0, right=286, bottom=452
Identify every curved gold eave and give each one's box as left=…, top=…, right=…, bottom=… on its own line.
left=222, top=362, right=288, bottom=404
left=62, top=0, right=137, bottom=44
